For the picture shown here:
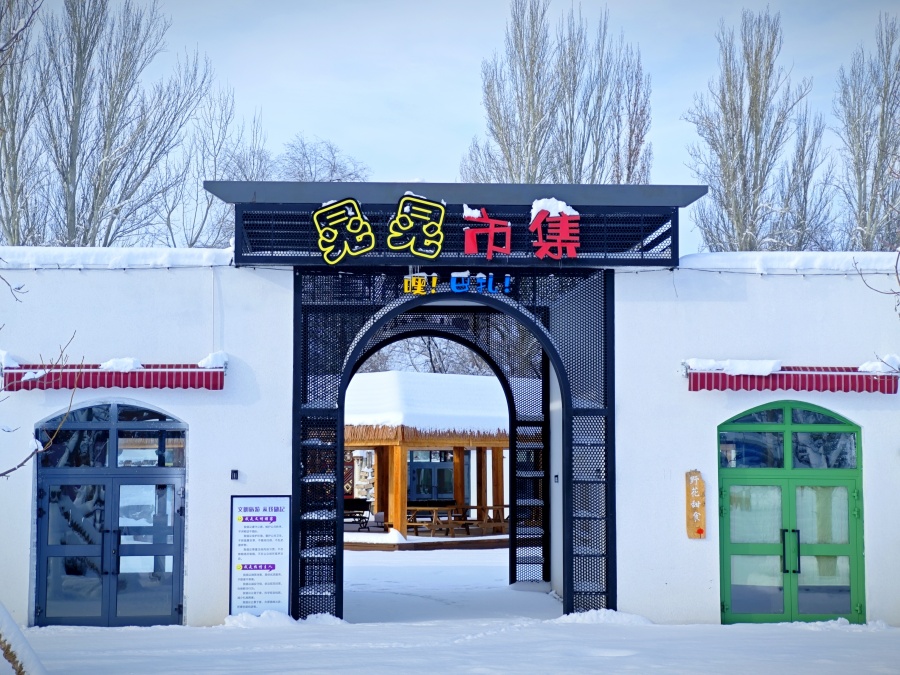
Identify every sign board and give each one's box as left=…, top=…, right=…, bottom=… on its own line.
left=685, top=470, right=706, bottom=539
left=229, top=495, right=291, bottom=615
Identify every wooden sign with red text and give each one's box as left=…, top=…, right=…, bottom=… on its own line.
left=686, top=470, right=706, bottom=539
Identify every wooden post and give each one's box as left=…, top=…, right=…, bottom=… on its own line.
left=491, top=447, right=504, bottom=509
left=389, top=444, right=408, bottom=537
left=453, top=446, right=465, bottom=505
left=476, top=447, right=487, bottom=507
left=373, top=446, right=388, bottom=516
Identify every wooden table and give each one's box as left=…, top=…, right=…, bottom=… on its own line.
left=406, top=505, right=507, bottom=537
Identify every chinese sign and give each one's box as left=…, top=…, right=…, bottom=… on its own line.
left=309, top=196, right=581, bottom=266
left=402, top=271, right=513, bottom=296
left=230, top=495, right=291, bottom=615
left=685, top=470, right=706, bottom=539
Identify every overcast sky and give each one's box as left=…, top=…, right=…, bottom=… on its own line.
left=56, top=1, right=900, bottom=253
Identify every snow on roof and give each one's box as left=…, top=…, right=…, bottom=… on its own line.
left=678, top=252, right=900, bottom=274
left=0, top=246, right=233, bottom=270
left=345, top=371, right=508, bottom=434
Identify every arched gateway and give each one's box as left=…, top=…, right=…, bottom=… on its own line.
left=205, top=181, right=706, bottom=618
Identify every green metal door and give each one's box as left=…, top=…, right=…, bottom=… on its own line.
left=720, top=476, right=863, bottom=623
left=718, top=401, right=865, bottom=624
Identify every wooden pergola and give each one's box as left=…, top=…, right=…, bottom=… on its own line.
left=345, top=424, right=508, bottom=538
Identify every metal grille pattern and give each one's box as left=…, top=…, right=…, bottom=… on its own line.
left=240, top=204, right=676, bottom=267
left=293, top=267, right=613, bottom=617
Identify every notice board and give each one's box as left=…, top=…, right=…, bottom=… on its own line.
left=229, top=495, right=291, bottom=615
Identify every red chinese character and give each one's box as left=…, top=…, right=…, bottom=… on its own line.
left=529, top=209, right=580, bottom=260
left=463, top=208, right=512, bottom=260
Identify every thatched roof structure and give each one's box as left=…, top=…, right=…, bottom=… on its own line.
left=344, top=371, right=509, bottom=447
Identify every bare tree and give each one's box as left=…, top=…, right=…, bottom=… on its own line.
left=833, top=13, right=900, bottom=251
left=769, top=104, right=836, bottom=250
left=38, top=0, right=210, bottom=247
left=685, top=9, right=811, bottom=251
left=357, top=337, right=493, bottom=376
left=0, top=0, right=44, bottom=246
left=275, top=133, right=368, bottom=182
left=461, top=0, right=651, bottom=185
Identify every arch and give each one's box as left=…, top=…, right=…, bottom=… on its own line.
left=291, top=268, right=615, bottom=619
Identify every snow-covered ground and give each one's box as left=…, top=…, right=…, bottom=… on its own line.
left=14, top=548, right=900, bottom=674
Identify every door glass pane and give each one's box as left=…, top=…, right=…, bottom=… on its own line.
left=413, top=468, right=433, bottom=499
left=40, top=430, right=109, bottom=468
left=730, top=556, right=784, bottom=614
left=792, top=433, right=857, bottom=469
left=45, top=556, right=103, bottom=617
left=729, top=485, right=782, bottom=544
left=118, top=431, right=185, bottom=468
left=796, top=486, right=849, bottom=545
left=116, top=555, right=174, bottom=617
left=720, top=432, right=784, bottom=468
left=797, top=556, right=851, bottom=615
left=47, top=484, right=106, bottom=545
left=436, top=468, right=454, bottom=497
left=119, top=485, right=175, bottom=545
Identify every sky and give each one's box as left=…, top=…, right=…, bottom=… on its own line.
left=10, top=547, right=900, bottom=674
left=41, top=0, right=900, bottom=254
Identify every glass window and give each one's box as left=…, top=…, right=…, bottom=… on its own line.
left=117, top=431, right=185, bottom=468
left=37, top=403, right=185, bottom=470
left=720, top=432, right=784, bottom=468
left=792, top=408, right=845, bottom=425
left=118, top=405, right=177, bottom=423
left=792, top=433, right=857, bottom=469
left=731, top=409, right=784, bottom=424
left=40, top=430, right=109, bottom=468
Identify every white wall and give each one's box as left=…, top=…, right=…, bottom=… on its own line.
left=614, top=262, right=900, bottom=625
left=0, top=263, right=294, bottom=627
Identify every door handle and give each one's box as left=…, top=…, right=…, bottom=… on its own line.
left=780, top=529, right=788, bottom=574
left=792, top=529, right=801, bottom=574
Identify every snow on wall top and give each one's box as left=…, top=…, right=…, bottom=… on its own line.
left=344, top=371, right=508, bottom=433
left=0, top=246, right=233, bottom=269
left=678, top=251, right=900, bottom=274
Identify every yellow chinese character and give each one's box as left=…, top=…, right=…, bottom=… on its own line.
left=403, top=273, right=437, bottom=295
left=387, top=196, right=445, bottom=259
left=313, top=199, right=375, bottom=265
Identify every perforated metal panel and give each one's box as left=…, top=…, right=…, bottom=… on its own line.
left=293, top=267, right=614, bottom=617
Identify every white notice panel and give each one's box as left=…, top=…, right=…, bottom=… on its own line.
left=230, top=495, right=291, bottom=615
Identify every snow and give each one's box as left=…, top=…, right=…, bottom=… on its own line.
left=0, top=601, right=47, bottom=675
left=98, top=357, right=143, bottom=372
left=462, top=204, right=482, bottom=219
left=197, top=351, right=228, bottom=369
left=679, top=251, right=900, bottom=274
left=0, top=350, right=20, bottom=369
left=20, top=370, right=47, bottom=381
left=0, top=246, right=232, bottom=269
left=17, top=548, right=900, bottom=674
left=530, top=197, right=579, bottom=222
left=345, top=371, right=507, bottom=434
left=684, top=358, right=782, bottom=376
left=859, top=354, right=900, bottom=373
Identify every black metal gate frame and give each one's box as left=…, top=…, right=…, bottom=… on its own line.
left=202, top=179, right=706, bottom=620
left=291, top=269, right=615, bottom=618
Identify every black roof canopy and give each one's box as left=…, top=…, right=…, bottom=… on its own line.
left=204, top=181, right=707, bottom=268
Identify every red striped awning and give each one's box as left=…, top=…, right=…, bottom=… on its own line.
left=2, top=364, right=225, bottom=391
left=688, top=366, right=897, bottom=394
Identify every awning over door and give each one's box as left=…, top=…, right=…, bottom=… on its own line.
left=2, top=364, right=225, bottom=391
left=687, top=366, right=898, bottom=394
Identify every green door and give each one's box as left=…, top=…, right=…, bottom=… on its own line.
left=721, top=476, right=863, bottom=623
left=718, top=402, right=865, bottom=624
